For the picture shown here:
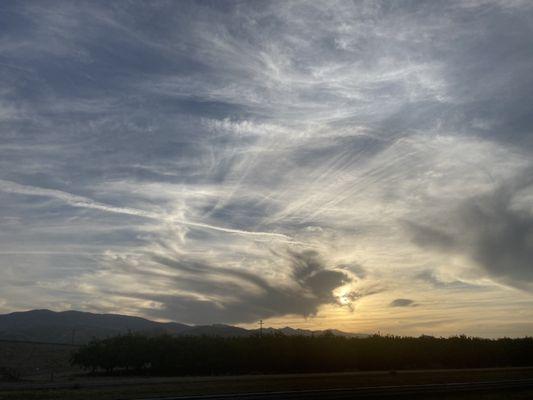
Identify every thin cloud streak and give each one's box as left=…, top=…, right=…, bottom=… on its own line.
left=1, top=1, right=533, bottom=335
left=0, top=180, right=297, bottom=242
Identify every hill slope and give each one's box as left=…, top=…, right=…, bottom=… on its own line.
left=0, top=309, right=367, bottom=344
left=0, top=309, right=189, bottom=344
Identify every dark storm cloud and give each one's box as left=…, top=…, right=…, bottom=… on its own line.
left=121, top=250, right=354, bottom=324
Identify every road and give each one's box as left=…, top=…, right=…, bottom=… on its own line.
left=140, top=378, right=533, bottom=399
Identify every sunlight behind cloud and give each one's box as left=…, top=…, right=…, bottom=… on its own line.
left=1, top=0, right=533, bottom=337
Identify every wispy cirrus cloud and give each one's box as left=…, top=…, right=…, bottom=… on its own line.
left=0, top=179, right=296, bottom=241
left=1, top=0, right=533, bottom=336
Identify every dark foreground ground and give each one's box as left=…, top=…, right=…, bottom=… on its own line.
left=2, top=340, right=533, bottom=399
left=2, top=367, right=533, bottom=400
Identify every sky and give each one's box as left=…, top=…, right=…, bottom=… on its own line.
left=1, top=0, right=533, bottom=337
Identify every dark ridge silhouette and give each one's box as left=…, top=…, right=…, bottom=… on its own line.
left=71, top=333, right=533, bottom=375
left=0, top=310, right=366, bottom=344
left=0, top=310, right=189, bottom=344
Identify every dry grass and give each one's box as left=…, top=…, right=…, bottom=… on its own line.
left=0, top=341, right=78, bottom=381
left=1, top=341, right=533, bottom=399
left=1, top=367, right=533, bottom=400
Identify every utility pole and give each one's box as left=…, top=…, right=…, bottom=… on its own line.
left=259, top=320, right=263, bottom=337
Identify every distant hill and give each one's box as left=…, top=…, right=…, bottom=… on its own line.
left=0, top=309, right=190, bottom=344
left=256, top=326, right=368, bottom=338
left=182, top=324, right=251, bottom=337
left=0, top=309, right=367, bottom=344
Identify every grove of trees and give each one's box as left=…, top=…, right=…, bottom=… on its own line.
left=70, top=333, right=533, bottom=375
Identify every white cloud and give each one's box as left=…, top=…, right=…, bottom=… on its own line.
left=1, top=0, right=533, bottom=335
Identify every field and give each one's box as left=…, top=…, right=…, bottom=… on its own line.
left=0, top=341, right=78, bottom=381
left=1, top=340, right=533, bottom=399
left=2, top=367, right=533, bottom=399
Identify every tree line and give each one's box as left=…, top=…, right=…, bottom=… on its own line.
left=70, top=333, right=533, bottom=375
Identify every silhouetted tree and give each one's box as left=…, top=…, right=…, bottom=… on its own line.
left=71, top=333, right=533, bottom=376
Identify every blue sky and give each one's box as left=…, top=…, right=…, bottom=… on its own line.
left=1, top=0, right=533, bottom=336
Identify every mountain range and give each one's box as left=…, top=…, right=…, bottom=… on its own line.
left=0, top=310, right=367, bottom=344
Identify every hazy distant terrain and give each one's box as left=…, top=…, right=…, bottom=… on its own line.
left=0, top=310, right=366, bottom=344
left=1, top=311, right=532, bottom=400
left=0, top=341, right=75, bottom=380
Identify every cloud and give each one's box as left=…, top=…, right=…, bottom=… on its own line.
left=338, top=263, right=367, bottom=279
left=406, top=169, right=533, bottom=291
left=389, top=298, right=417, bottom=307
left=112, top=250, right=355, bottom=324
left=414, top=269, right=482, bottom=290
left=1, top=0, right=533, bottom=334
left=403, top=222, right=456, bottom=251
left=0, top=179, right=296, bottom=242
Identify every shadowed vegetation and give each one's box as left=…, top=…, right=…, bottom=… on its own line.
left=71, top=333, right=533, bottom=376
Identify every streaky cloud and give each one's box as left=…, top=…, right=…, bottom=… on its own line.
left=0, top=179, right=297, bottom=242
